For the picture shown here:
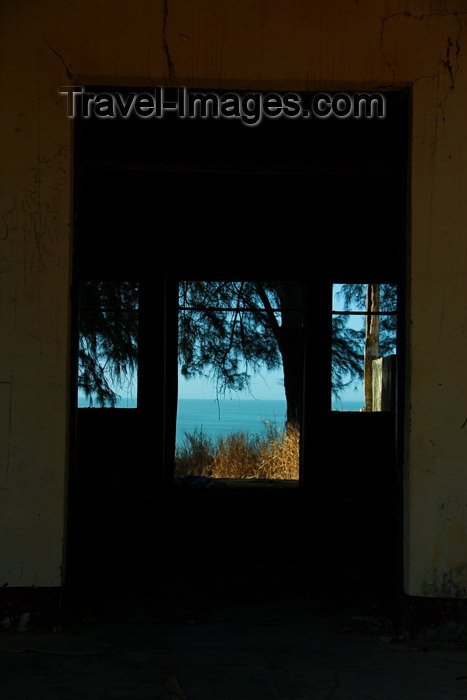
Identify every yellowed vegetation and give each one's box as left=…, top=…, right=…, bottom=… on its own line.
left=175, top=423, right=300, bottom=480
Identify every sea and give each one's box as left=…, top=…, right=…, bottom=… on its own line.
left=175, top=398, right=364, bottom=445
left=79, top=394, right=364, bottom=446
left=176, top=398, right=287, bottom=447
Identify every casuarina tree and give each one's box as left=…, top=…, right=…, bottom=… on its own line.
left=332, top=283, right=397, bottom=407
left=78, top=280, right=396, bottom=419
left=78, top=281, right=139, bottom=407
left=178, top=280, right=305, bottom=428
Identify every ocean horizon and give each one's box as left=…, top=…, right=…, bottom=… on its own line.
left=176, top=397, right=287, bottom=446
left=78, top=394, right=365, bottom=445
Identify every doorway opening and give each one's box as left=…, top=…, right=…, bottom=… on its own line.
left=67, top=86, right=409, bottom=620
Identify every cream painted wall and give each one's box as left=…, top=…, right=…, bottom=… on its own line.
left=1, top=0, right=466, bottom=595
left=407, top=67, right=467, bottom=597
left=0, top=4, right=73, bottom=587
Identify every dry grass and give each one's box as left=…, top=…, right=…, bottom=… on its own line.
left=175, top=422, right=300, bottom=480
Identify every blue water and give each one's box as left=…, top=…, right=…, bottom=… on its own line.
left=176, top=398, right=287, bottom=446
left=78, top=394, right=364, bottom=446
left=175, top=398, right=365, bottom=445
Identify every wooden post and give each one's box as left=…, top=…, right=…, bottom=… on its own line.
left=372, top=355, right=397, bottom=412
left=364, top=283, right=380, bottom=411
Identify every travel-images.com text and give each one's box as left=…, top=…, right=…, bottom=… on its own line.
left=59, top=86, right=386, bottom=126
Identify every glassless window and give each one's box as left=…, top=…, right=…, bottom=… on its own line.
left=176, top=280, right=304, bottom=482
left=77, top=281, right=139, bottom=407
left=332, top=283, right=397, bottom=412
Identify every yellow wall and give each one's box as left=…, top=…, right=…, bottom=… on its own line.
left=1, top=0, right=467, bottom=596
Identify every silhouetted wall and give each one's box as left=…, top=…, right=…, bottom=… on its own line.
left=1, top=1, right=467, bottom=603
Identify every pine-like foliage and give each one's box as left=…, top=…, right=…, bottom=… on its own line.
left=78, top=281, right=139, bottom=406
left=179, top=281, right=284, bottom=394
left=77, top=280, right=397, bottom=411
left=332, top=283, right=397, bottom=399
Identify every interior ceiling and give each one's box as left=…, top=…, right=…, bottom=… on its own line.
left=74, top=88, right=408, bottom=281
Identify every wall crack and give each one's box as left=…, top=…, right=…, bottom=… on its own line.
left=44, top=40, right=73, bottom=81
left=162, top=0, right=176, bottom=85
left=380, top=10, right=466, bottom=103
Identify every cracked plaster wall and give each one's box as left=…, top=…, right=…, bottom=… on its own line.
left=1, top=0, right=467, bottom=595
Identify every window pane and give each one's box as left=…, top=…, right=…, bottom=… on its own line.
left=332, top=283, right=397, bottom=412
left=176, top=280, right=303, bottom=482
left=332, top=311, right=365, bottom=410
left=332, top=283, right=367, bottom=312
left=77, top=281, right=139, bottom=407
left=378, top=284, right=398, bottom=312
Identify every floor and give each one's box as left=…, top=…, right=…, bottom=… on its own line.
left=2, top=483, right=467, bottom=699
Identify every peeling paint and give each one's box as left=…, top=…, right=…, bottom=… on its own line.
left=422, top=567, right=467, bottom=598
left=426, top=510, right=467, bottom=597
left=380, top=10, right=466, bottom=104
left=11, top=146, right=69, bottom=274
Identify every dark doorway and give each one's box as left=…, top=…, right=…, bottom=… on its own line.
left=67, top=87, right=408, bottom=616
